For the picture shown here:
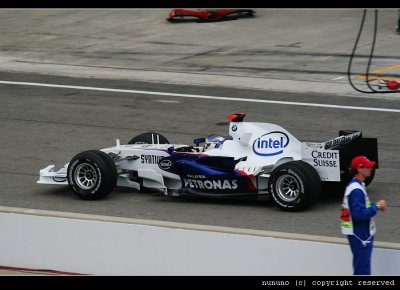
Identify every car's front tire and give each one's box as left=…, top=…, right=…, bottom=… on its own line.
left=269, top=161, right=321, bottom=211
left=67, top=150, right=117, bottom=200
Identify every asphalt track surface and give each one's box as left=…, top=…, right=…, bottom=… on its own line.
left=0, top=71, right=399, bottom=243
left=0, top=9, right=399, bottom=244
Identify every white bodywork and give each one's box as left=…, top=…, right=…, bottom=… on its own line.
left=37, top=120, right=341, bottom=192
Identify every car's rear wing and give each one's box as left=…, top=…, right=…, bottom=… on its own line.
left=323, top=130, right=379, bottom=170
left=323, top=131, right=362, bottom=150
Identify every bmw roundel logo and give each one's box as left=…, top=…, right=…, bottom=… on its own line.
left=232, top=125, right=237, bottom=132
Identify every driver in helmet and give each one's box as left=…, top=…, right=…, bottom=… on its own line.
left=204, top=134, right=225, bottom=151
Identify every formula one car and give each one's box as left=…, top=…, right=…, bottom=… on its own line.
left=167, top=9, right=255, bottom=22
left=38, top=113, right=378, bottom=211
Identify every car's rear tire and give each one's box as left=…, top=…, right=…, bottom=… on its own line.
left=268, top=161, right=321, bottom=211
left=67, top=150, right=117, bottom=200
left=128, top=132, right=170, bottom=145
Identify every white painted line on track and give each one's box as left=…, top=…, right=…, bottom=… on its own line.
left=1, top=80, right=400, bottom=113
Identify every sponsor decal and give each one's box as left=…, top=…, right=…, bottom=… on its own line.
left=159, top=159, right=172, bottom=170
left=187, top=174, right=206, bottom=179
left=53, top=173, right=67, bottom=182
left=311, top=150, right=339, bottom=167
left=323, top=132, right=361, bottom=149
left=302, top=145, right=340, bottom=181
left=141, top=155, right=163, bottom=164
left=231, top=125, right=237, bottom=132
left=252, top=131, right=289, bottom=156
left=183, top=178, right=238, bottom=190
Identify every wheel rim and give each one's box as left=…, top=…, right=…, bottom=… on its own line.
left=74, top=163, right=98, bottom=190
left=275, top=174, right=300, bottom=202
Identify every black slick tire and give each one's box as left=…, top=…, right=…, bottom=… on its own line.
left=67, top=150, right=117, bottom=200
left=268, top=161, right=321, bottom=211
left=128, top=132, right=170, bottom=145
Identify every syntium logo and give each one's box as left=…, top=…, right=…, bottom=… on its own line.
left=252, top=131, right=289, bottom=156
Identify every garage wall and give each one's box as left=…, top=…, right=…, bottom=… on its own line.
left=0, top=210, right=399, bottom=275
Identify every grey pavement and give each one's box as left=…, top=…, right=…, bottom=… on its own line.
left=0, top=9, right=399, bottom=96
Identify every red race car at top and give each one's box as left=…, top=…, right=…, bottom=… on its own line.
left=378, top=80, right=400, bottom=90
left=167, top=8, right=256, bottom=22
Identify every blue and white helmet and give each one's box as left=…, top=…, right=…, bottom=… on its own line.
left=204, top=134, right=225, bottom=150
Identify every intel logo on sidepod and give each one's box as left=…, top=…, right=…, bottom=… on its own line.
left=252, top=131, right=289, bottom=156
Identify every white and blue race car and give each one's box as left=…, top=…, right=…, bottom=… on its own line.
left=38, top=113, right=378, bottom=211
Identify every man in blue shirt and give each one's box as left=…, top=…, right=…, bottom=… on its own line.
left=340, top=156, right=386, bottom=275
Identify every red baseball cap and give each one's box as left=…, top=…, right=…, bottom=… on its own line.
left=351, top=156, right=376, bottom=170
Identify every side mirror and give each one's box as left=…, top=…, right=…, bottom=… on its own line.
left=167, top=146, right=175, bottom=154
